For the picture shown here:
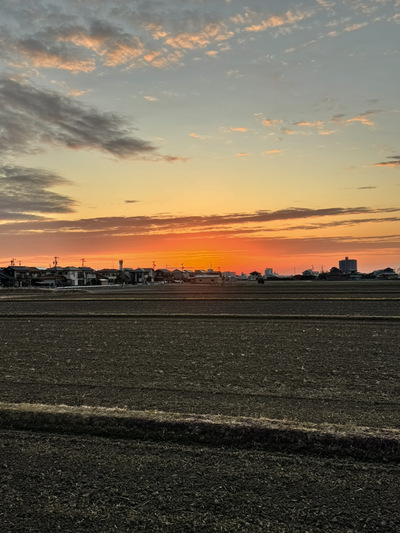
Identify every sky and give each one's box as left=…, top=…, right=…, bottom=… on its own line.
left=0, top=0, right=399, bottom=275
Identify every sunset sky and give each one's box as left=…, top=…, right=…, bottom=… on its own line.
left=1, top=0, right=399, bottom=274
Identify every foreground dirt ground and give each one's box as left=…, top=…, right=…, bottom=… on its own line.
left=1, top=281, right=399, bottom=531
left=1, top=429, right=399, bottom=533
left=1, top=284, right=399, bottom=428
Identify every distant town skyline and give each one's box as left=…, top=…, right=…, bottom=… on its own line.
left=1, top=255, right=397, bottom=278
left=1, top=259, right=398, bottom=290
left=1, top=1, right=399, bottom=274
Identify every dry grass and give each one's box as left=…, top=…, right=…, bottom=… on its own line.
left=1, top=402, right=399, bottom=462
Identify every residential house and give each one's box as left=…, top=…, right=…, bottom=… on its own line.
left=155, top=269, right=173, bottom=283
left=63, top=266, right=97, bottom=286
left=133, top=268, right=155, bottom=284
left=249, top=271, right=262, bottom=281
left=96, top=269, right=121, bottom=284
left=171, top=269, right=190, bottom=281
left=2, top=266, right=42, bottom=287
left=0, top=268, right=17, bottom=287
left=372, top=267, right=398, bottom=280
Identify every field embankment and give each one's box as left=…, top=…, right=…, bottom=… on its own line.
left=1, top=402, right=399, bottom=463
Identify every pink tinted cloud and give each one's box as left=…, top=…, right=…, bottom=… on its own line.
left=57, top=26, right=182, bottom=69
left=58, top=33, right=105, bottom=52
left=372, top=161, right=400, bottom=168
left=262, top=118, right=283, bottom=127
left=332, top=110, right=378, bottom=127
left=15, top=42, right=96, bottom=72
left=295, top=120, right=324, bottom=127
left=165, top=23, right=233, bottom=50
left=347, top=114, right=375, bottom=126
left=102, top=40, right=144, bottom=66
left=245, top=9, right=313, bottom=33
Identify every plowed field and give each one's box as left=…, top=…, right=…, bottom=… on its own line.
left=1, top=281, right=399, bottom=532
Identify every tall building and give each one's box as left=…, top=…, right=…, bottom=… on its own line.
left=339, top=256, right=357, bottom=274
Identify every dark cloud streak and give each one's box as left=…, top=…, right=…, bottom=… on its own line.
left=0, top=77, right=178, bottom=160
left=372, top=155, right=400, bottom=167
left=0, top=165, right=76, bottom=220
left=2, top=206, right=399, bottom=234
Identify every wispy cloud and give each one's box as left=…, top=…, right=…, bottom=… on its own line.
left=0, top=77, right=180, bottom=161
left=372, top=155, right=400, bottom=168
left=261, top=118, right=283, bottom=127
left=344, top=22, right=369, bottom=32
left=283, top=128, right=305, bottom=136
left=0, top=165, right=76, bottom=221
left=286, top=216, right=400, bottom=232
left=316, top=0, right=335, bottom=8
left=347, top=112, right=377, bottom=127
left=295, top=121, right=324, bottom=128
left=332, top=110, right=379, bottom=127
left=189, top=132, right=209, bottom=140
left=0, top=7, right=235, bottom=72
left=57, top=20, right=146, bottom=67
left=67, top=88, right=88, bottom=98
left=318, top=129, right=336, bottom=136
left=165, top=22, right=233, bottom=50
left=2, top=206, right=398, bottom=234
left=14, top=37, right=96, bottom=72
left=244, top=8, right=314, bottom=33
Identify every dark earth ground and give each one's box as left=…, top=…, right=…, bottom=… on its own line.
left=1, top=281, right=400, bottom=531
left=2, top=429, right=400, bottom=533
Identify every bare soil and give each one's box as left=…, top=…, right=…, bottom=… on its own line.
left=1, top=429, right=400, bottom=533
left=1, top=282, right=400, bottom=532
left=0, top=315, right=399, bottom=428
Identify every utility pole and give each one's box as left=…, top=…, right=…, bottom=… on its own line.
left=81, top=258, right=85, bottom=267
left=53, top=256, right=59, bottom=288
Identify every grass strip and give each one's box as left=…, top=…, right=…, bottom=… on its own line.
left=1, top=402, right=399, bottom=462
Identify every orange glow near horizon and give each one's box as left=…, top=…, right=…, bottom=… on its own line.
left=2, top=230, right=398, bottom=275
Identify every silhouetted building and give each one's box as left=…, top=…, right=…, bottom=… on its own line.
left=339, top=256, right=357, bottom=274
